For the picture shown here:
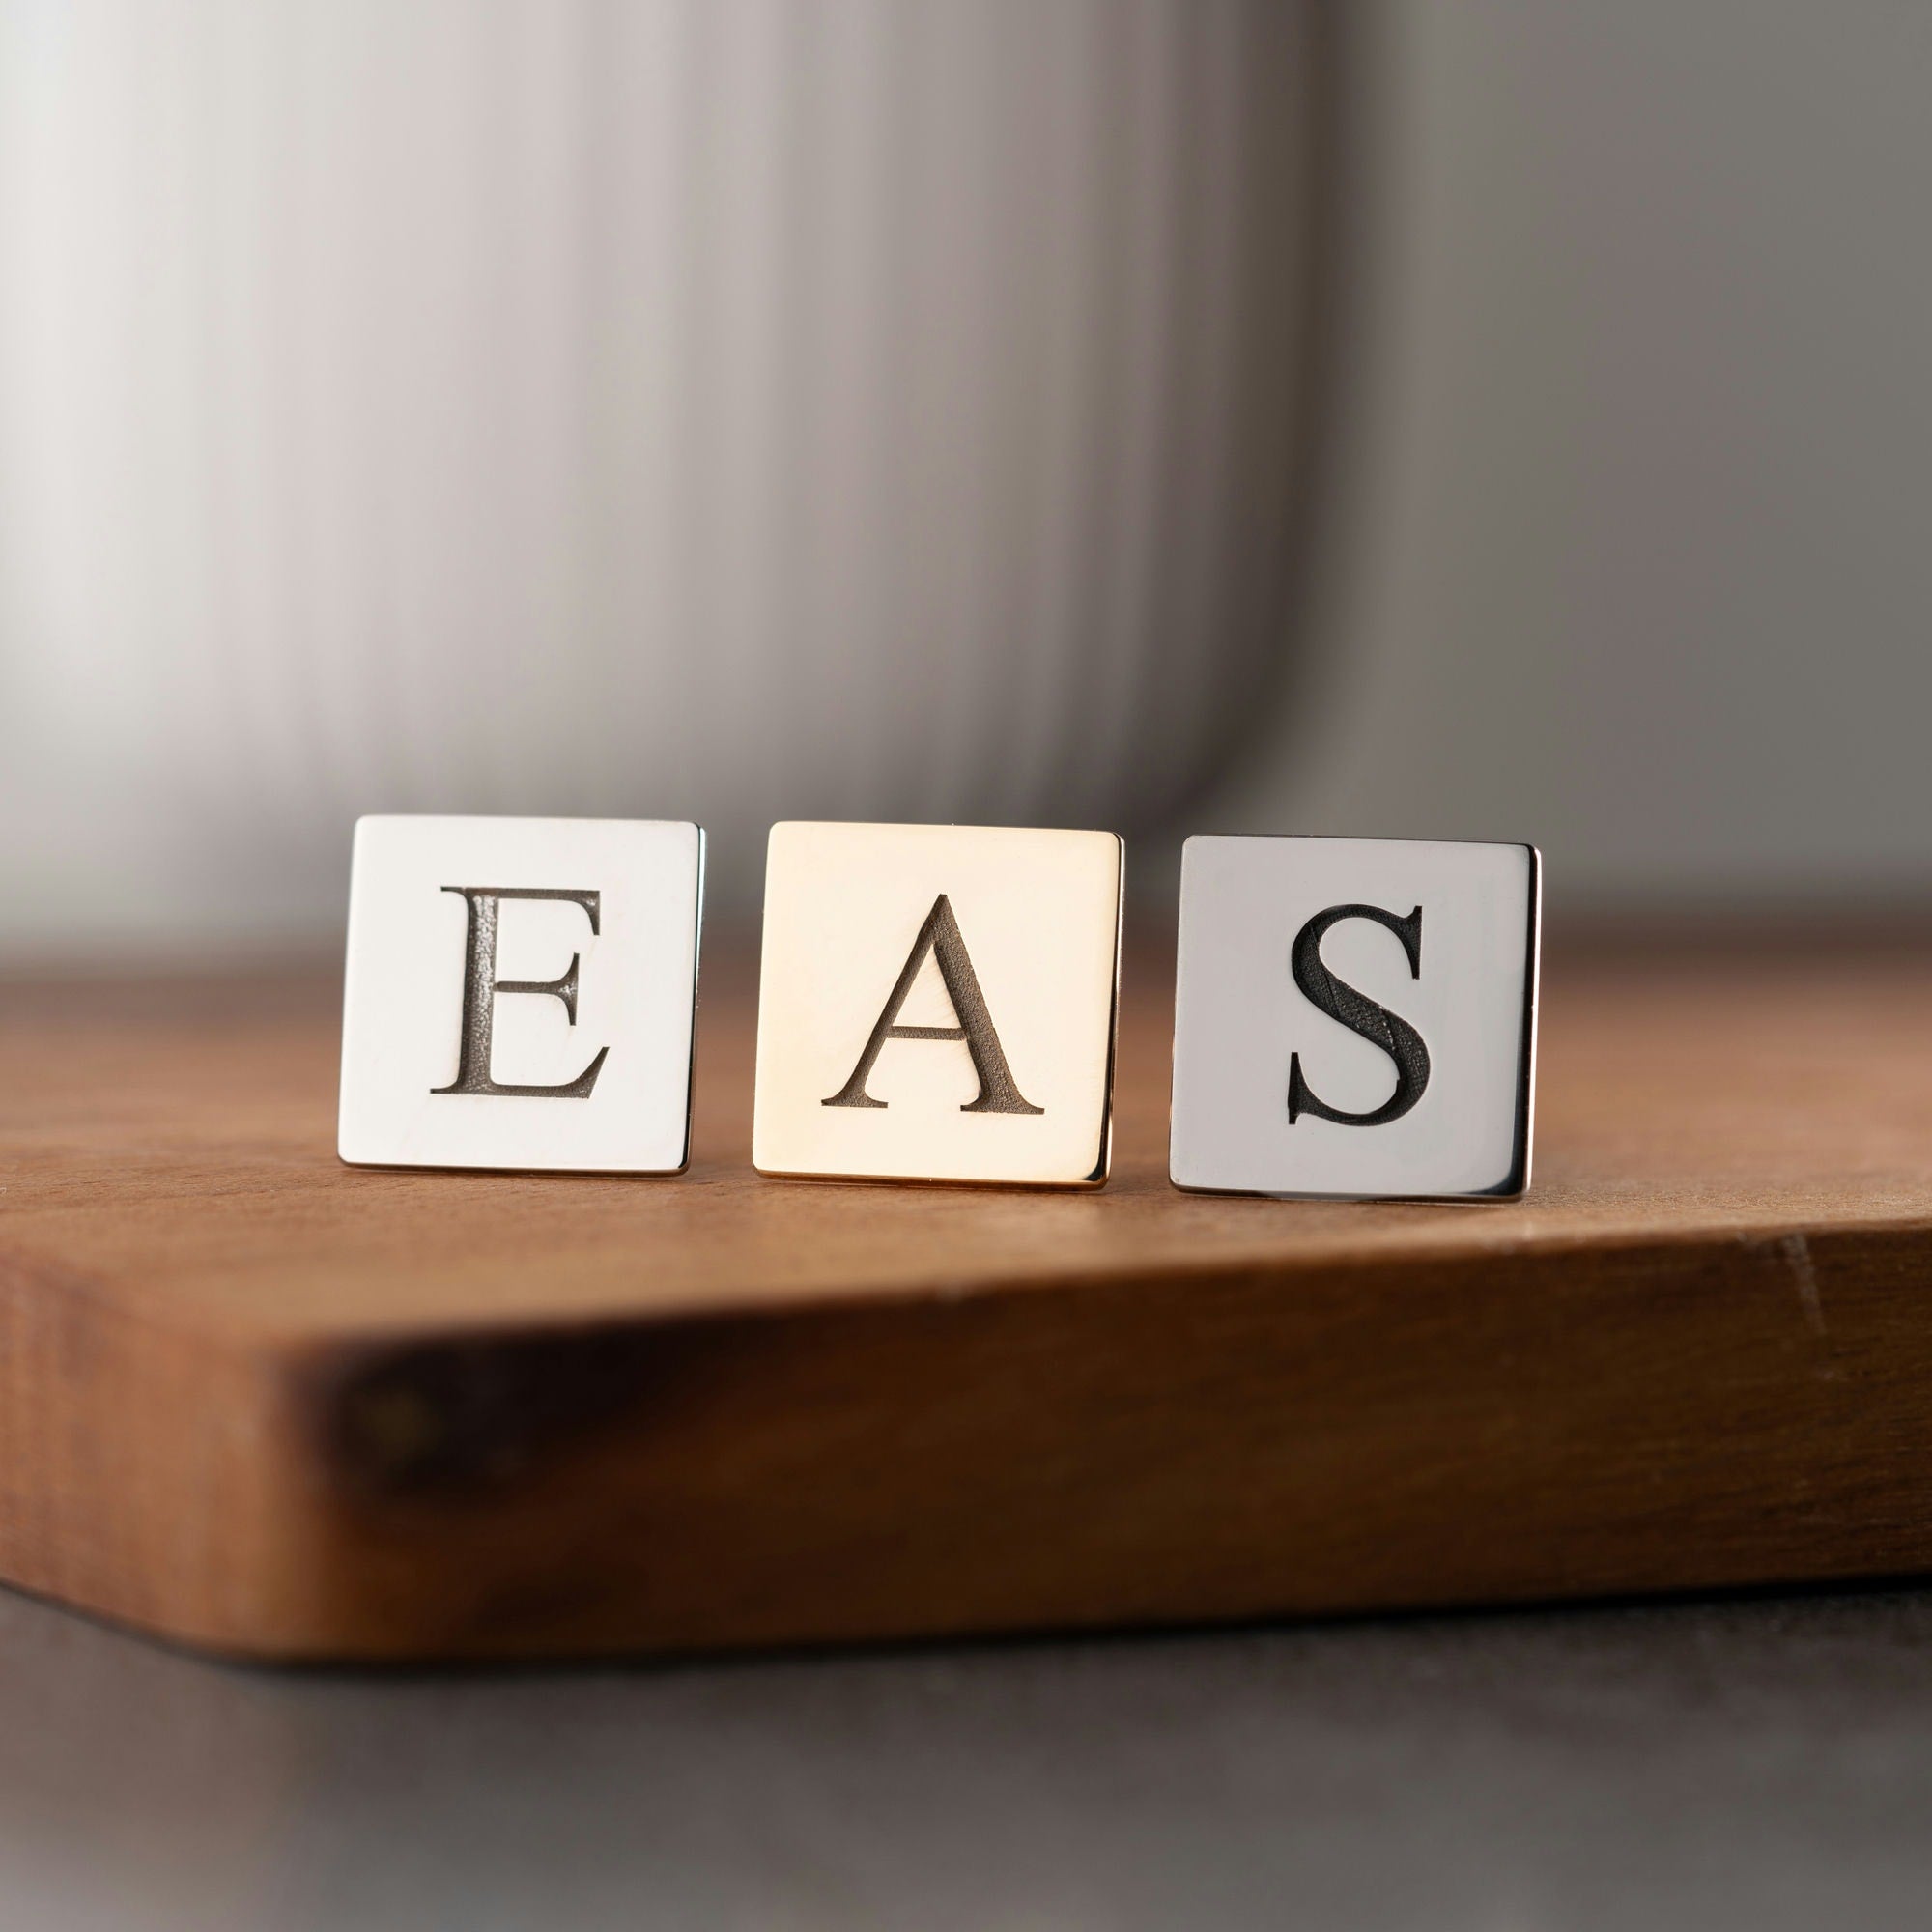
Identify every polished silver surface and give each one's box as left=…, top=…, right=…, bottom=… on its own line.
left=1170, top=835, right=1539, bottom=1200
left=4, top=1580, right=1932, bottom=1930
left=338, top=816, right=703, bottom=1174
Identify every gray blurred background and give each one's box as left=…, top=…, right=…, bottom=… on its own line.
left=1222, top=0, right=1932, bottom=912
left=1, top=0, right=1927, bottom=957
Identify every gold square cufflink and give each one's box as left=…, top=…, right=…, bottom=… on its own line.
left=752, top=822, right=1123, bottom=1187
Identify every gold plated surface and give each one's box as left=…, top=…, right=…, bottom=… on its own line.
left=753, top=822, right=1122, bottom=1187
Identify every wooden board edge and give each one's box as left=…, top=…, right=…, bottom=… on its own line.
left=4, top=1219, right=1930, bottom=1662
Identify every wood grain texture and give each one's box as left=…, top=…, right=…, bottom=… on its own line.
left=1, top=936, right=1930, bottom=1660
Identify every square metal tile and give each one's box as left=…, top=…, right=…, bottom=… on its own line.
left=1170, top=835, right=1539, bottom=1200
left=753, top=822, right=1122, bottom=1187
left=338, top=815, right=703, bottom=1173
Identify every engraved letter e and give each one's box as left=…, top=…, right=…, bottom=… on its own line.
left=433, top=888, right=609, bottom=1098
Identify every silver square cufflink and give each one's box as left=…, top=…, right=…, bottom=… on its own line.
left=338, top=815, right=703, bottom=1173
left=1169, top=835, right=1540, bottom=1200
left=753, top=821, right=1123, bottom=1187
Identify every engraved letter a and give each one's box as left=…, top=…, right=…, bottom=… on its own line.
left=822, top=895, right=1043, bottom=1115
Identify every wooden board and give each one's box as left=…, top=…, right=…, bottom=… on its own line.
left=2, top=933, right=1930, bottom=1662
